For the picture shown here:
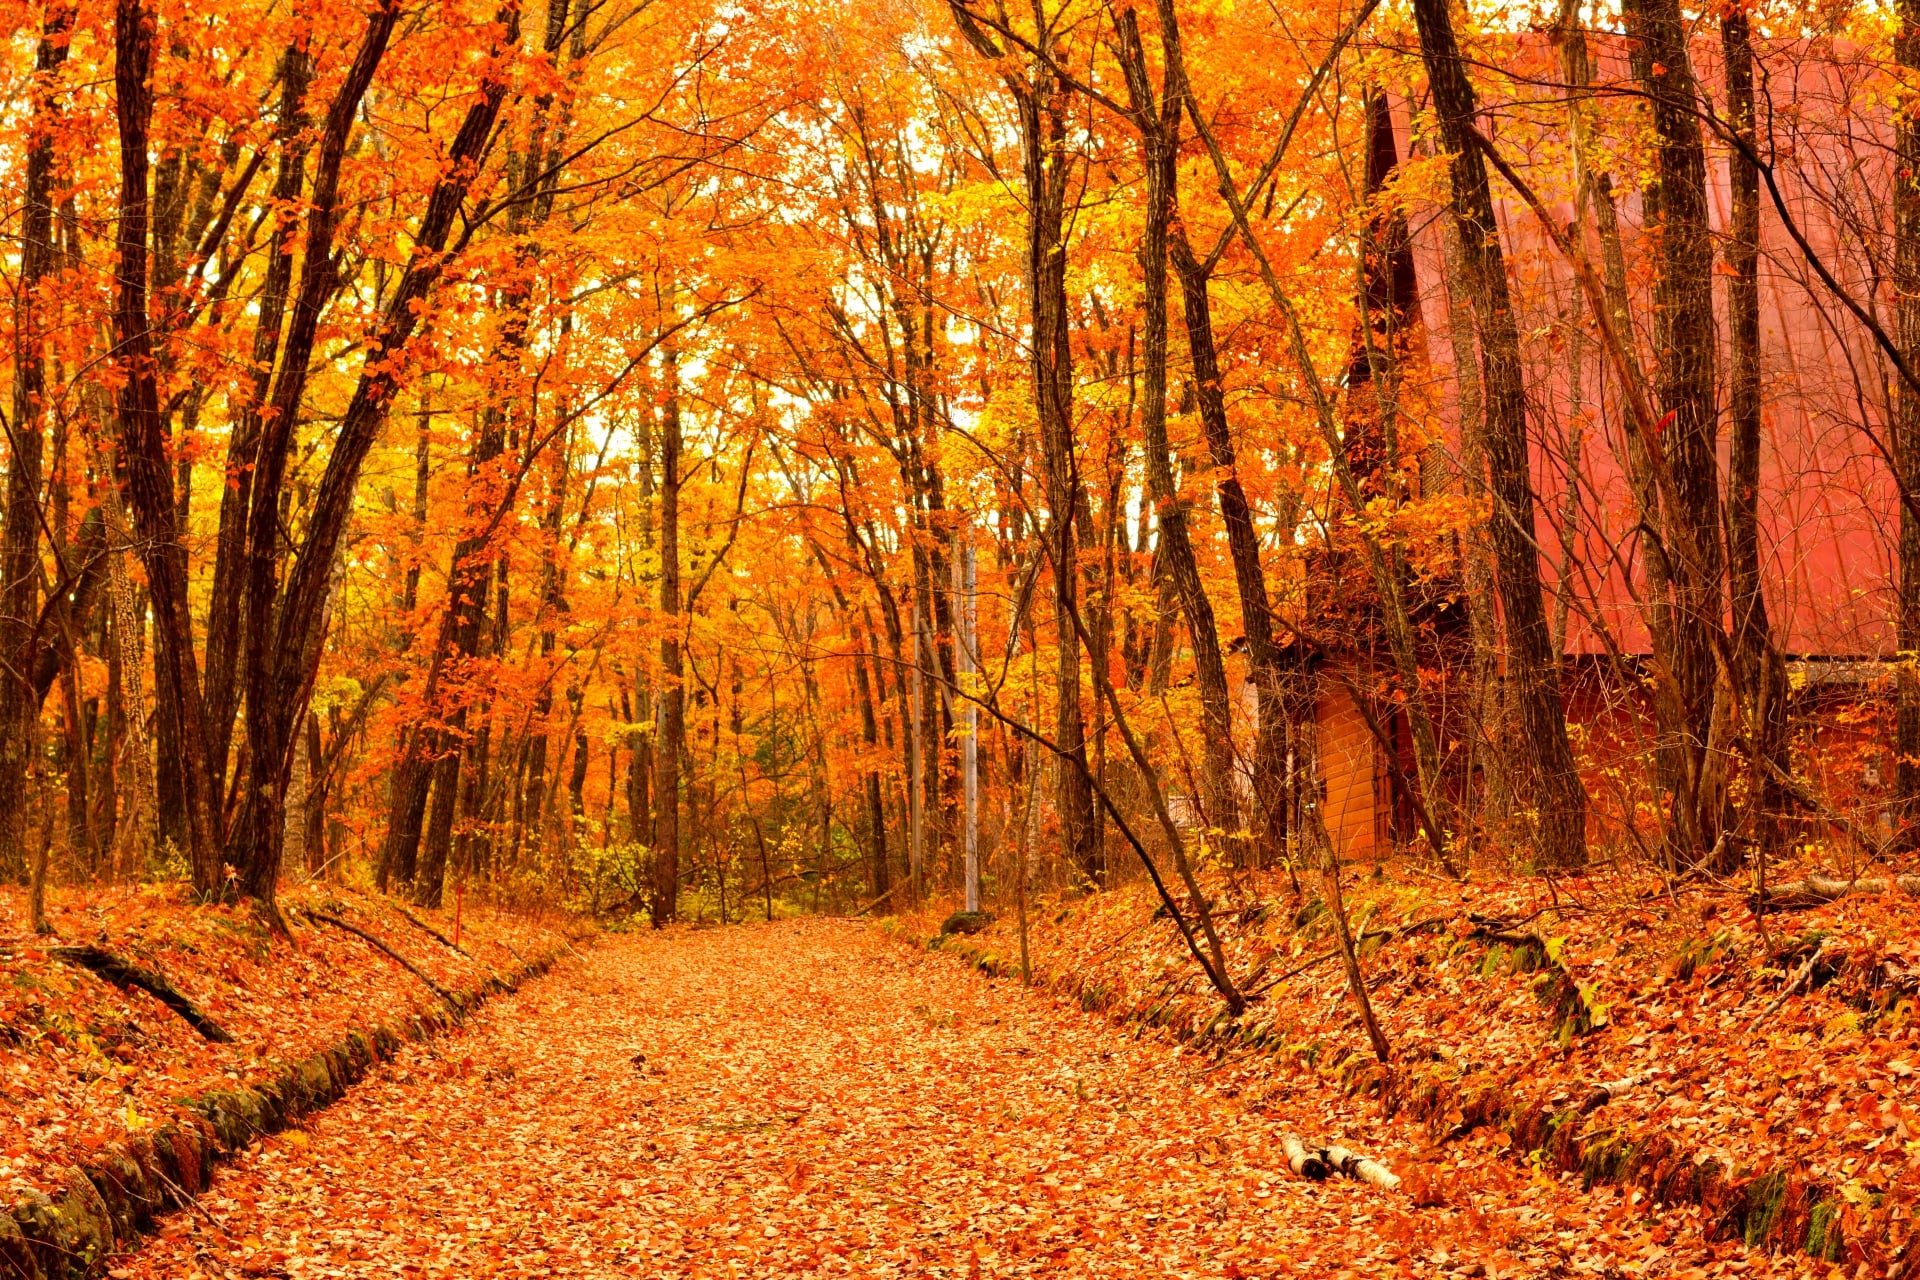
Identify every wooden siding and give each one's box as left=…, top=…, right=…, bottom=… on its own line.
left=1316, top=682, right=1387, bottom=860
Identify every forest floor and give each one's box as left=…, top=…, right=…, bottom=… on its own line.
left=111, top=916, right=1824, bottom=1280
left=900, top=859, right=1920, bottom=1277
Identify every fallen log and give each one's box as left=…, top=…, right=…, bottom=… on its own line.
left=1753, top=874, right=1920, bottom=911
left=851, top=880, right=910, bottom=919
left=50, top=945, right=234, bottom=1043
left=1580, top=1074, right=1642, bottom=1115
left=393, top=904, right=468, bottom=957
left=1282, top=1133, right=1330, bottom=1181
left=1324, top=1143, right=1400, bottom=1190
left=305, top=911, right=458, bottom=1007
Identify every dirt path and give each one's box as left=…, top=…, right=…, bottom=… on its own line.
left=114, top=919, right=1642, bottom=1278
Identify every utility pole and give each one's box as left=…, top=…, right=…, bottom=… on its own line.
left=909, top=595, right=925, bottom=900
left=1021, top=671, right=1039, bottom=982
left=957, top=524, right=980, bottom=913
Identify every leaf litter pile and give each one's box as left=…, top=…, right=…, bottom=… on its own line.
left=111, top=915, right=1816, bottom=1280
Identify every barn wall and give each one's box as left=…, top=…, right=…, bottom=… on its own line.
left=1396, top=40, right=1899, bottom=659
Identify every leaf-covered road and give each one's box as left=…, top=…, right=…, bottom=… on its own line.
left=117, top=920, right=1624, bottom=1278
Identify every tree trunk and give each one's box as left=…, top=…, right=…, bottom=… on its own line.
left=651, top=355, right=684, bottom=926
left=203, top=44, right=311, bottom=805
left=567, top=728, right=590, bottom=848
left=379, top=733, right=434, bottom=890
left=956, top=533, right=980, bottom=910
left=356, top=25, right=513, bottom=900
left=1412, top=0, right=1588, bottom=867
left=1146, top=524, right=1177, bottom=697
left=845, top=522, right=908, bottom=893
left=225, top=7, right=515, bottom=908
left=404, top=395, right=431, bottom=614
left=304, top=711, right=327, bottom=875
left=628, top=403, right=657, bottom=850
left=1172, top=233, right=1295, bottom=867
left=0, top=3, right=74, bottom=880
left=520, top=404, right=576, bottom=868
left=1895, top=0, right=1920, bottom=843
left=100, top=599, right=122, bottom=865
left=282, top=702, right=310, bottom=873
left=457, top=699, right=493, bottom=882
left=114, top=0, right=223, bottom=895
left=521, top=709, right=551, bottom=859
left=395, top=390, right=514, bottom=901
left=627, top=674, right=653, bottom=844
left=909, top=558, right=952, bottom=887
left=1623, top=0, right=1727, bottom=866
left=29, top=738, right=53, bottom=934
left=226, top=4, right=404, bottom=904
left=853, top=619, right=890, bottom=900
left=414, top=714, right=466, bottom=908
left=102, top=491, right=156, bottom=876
left=909, top=602, right=926, bottom=894
left=58, top=636, right=95, bottom=872
left=1011, top=39, right=1101, bottom=887
left=1115, top=14, right=1242, bottom=857
left=1435, top=209, right=1511, bottom=838
left=1341, top=91, right=1454, bottom=856
left=1721, top=10, right=1790, bottom=854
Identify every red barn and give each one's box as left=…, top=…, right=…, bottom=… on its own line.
left=1304, top=36, right=1903, bottom=858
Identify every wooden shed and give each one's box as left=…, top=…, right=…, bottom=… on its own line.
left=1313, top=676, right=1394, bottom=860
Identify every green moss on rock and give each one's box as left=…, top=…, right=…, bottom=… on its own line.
left=14, top=1174, right=113, bottom=1280
left=194, top=1087, right=269, bottom=1153
left=148, top=1124, right=210, bottom=1202
left=49, top=1169, right=112, bottom=1280
left=292, top=1054, right=333, bottom=1111
left=0, top=1202, right=43, bottom=1280
left=82, top=1147, right=151, bottom=1240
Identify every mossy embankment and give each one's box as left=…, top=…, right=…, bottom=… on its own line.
left=1, top=884, right=582, bottom=1279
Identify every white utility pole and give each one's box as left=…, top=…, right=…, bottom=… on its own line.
left=908, top=599, right=925, bottom=898
left=957, top=526, right=979, bottom=912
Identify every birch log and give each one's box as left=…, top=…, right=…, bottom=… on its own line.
left=1324, top=1144, right=1401, bottom=1190
left=1282, top=1134, right=1330, bottom=1181
left=1755, top=874, right=1920, bottom=910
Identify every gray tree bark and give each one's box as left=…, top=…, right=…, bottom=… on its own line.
left=1412, top=0, right=1588, bottom=867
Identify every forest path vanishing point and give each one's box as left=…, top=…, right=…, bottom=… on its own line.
left=116, top=920, right=1594, bottom=1279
